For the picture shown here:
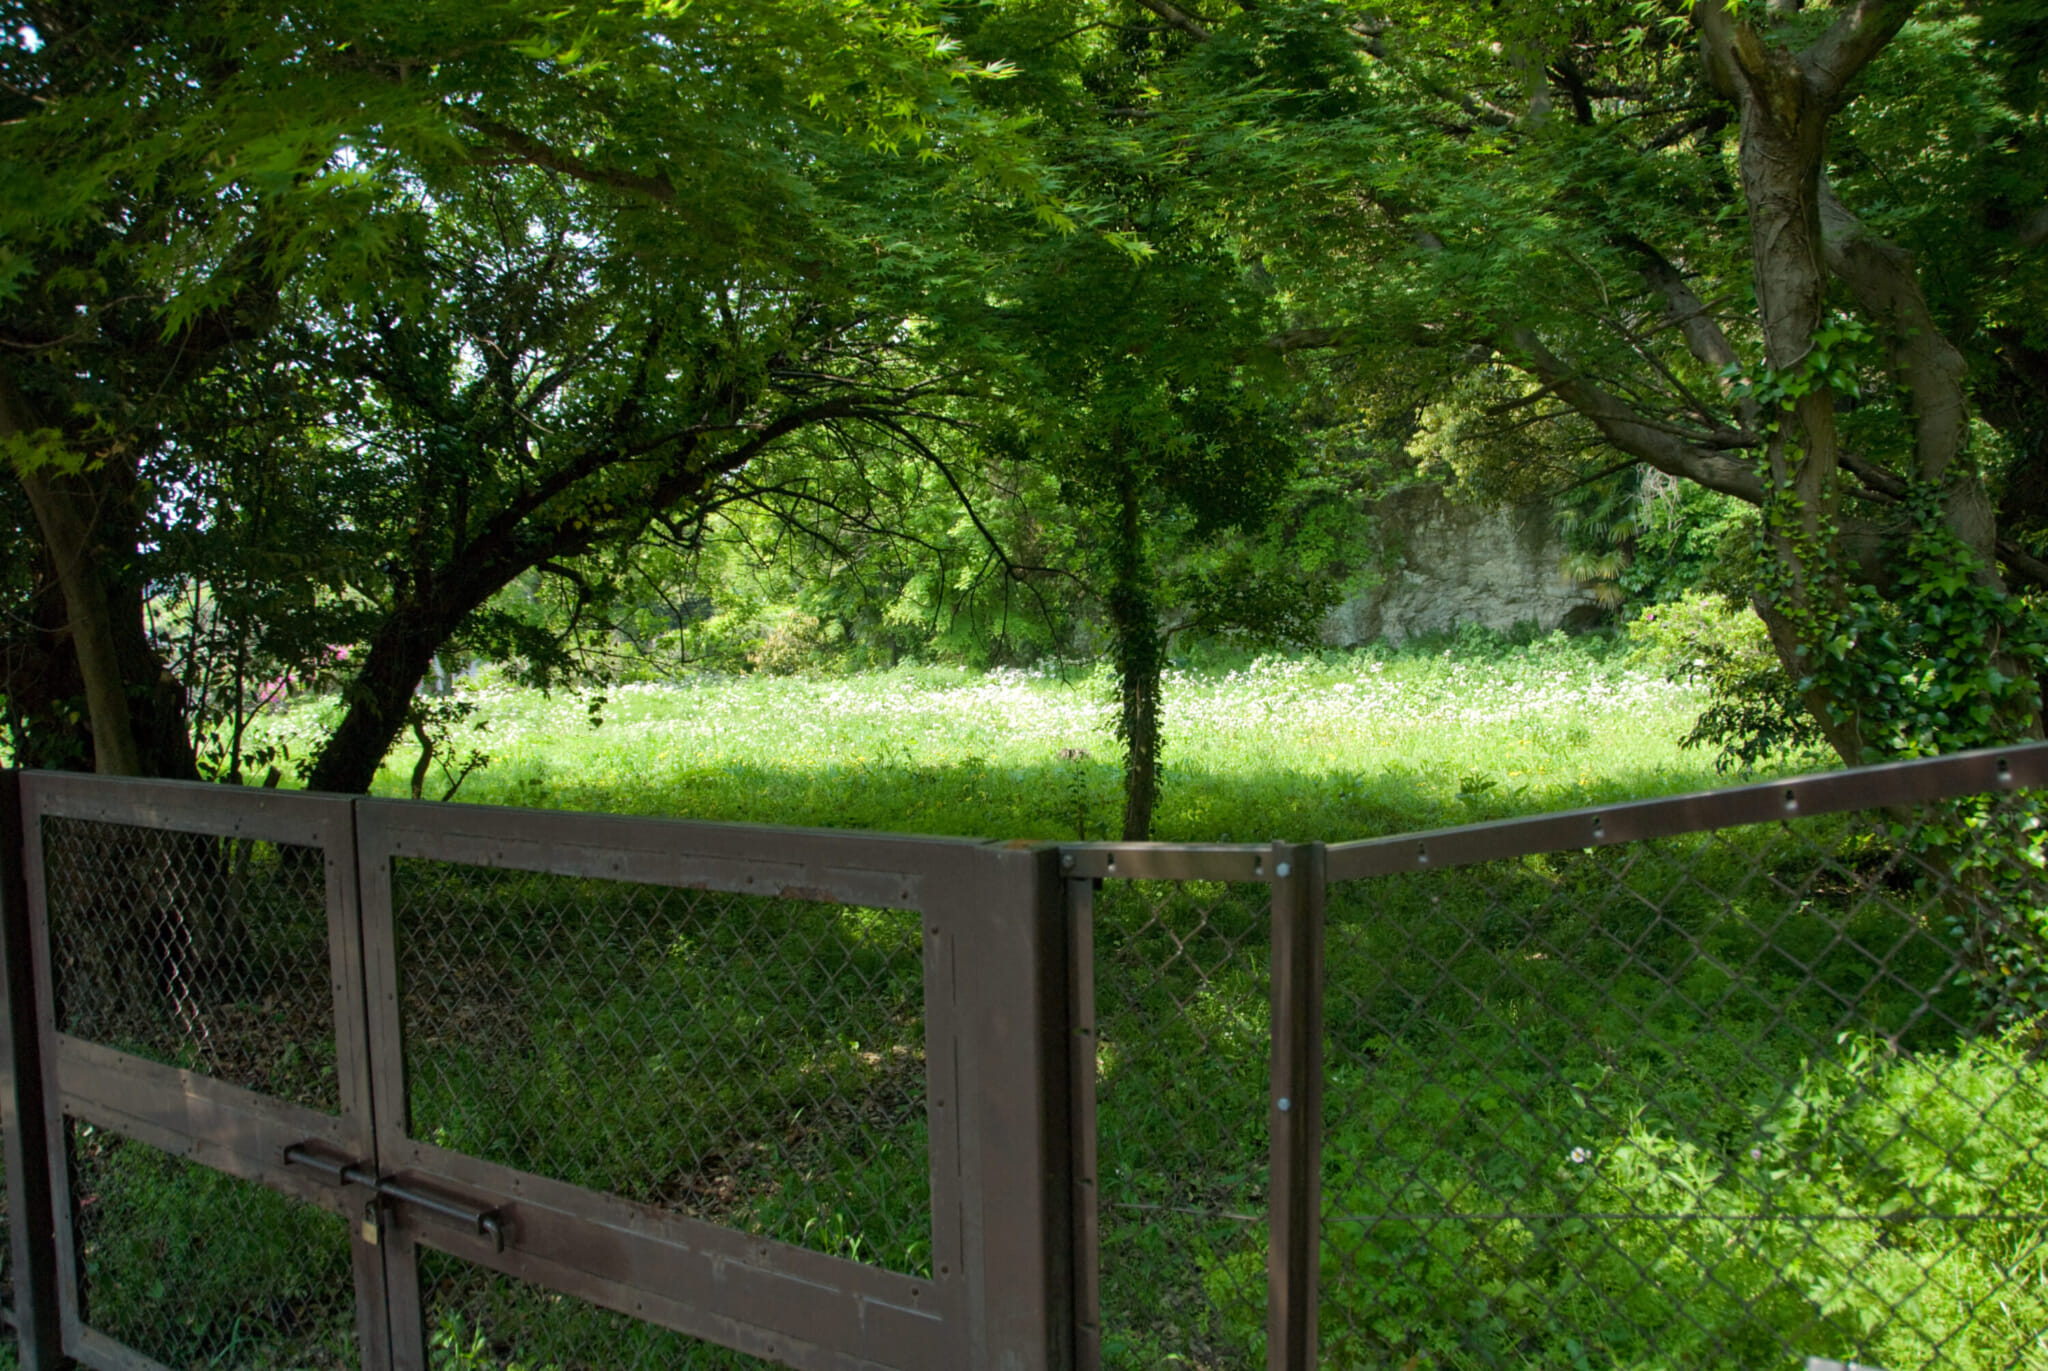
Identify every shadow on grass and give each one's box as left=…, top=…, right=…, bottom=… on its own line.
left=452, top=755, right=1754, bottom=847
left=1088, top=812, right=2048, bottom=1371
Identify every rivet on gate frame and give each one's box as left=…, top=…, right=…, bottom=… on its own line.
left=1276, top=862, right=1292, bottom=879
left=1276, top=1096, right=1292, bottom=1112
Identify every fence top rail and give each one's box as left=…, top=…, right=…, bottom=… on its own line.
left=14, top=741, right=2046, bottom=890
left=12, top=769, right=352, bottom=847
left=1327, top=742, right=2048, bottom=880
left=1054, top=839, right=1286, bottom=884
left=1055, top=743, right=2048, bottom=883
left=354, top=793, right=1003, bottom=910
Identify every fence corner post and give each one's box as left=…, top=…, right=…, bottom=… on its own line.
left=0, top=770, right=61, bottom=1369
left=1267, top=840, right=1325, bottom=1371
left=950, top=840, right=1075, bottom=1371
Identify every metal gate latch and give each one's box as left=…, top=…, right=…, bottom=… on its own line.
left=285, top=1143, right=508, bottom=1252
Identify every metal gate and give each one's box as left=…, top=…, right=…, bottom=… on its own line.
left=7, top=745, right=2043, bottom=1371
left=0, top=774, right=1073, bottom=1371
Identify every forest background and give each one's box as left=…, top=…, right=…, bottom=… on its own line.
left=4, top=0, right=2047, bottom=842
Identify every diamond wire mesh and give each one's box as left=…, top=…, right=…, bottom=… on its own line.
left=418, top=1246, right=776, bottom=1370
left=66, top=1118, right=355, bottom=1369
left=1320, top=797, right=2048, bottom=1371
left=391, top=861, right=930, bottom=1276
left=1092, top=878, right=1271, bottom=1370
left=40, top=816, right=338, bottom=1110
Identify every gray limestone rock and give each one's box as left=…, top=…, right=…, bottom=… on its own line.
left=1321, top=484, right=1599, bottom=645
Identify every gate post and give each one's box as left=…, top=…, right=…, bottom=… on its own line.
left=0, top=771, right=61, bottom=1370
left=945, top=841, right=1074, bottom=1371
left=1267, top=841, right=1325, bottom=1371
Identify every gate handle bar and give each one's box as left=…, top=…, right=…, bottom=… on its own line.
left=284, top=1143, right=507, bottom=1252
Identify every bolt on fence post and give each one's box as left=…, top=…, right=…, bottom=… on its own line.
left=1267, top=841, right=1325, bottom=1371
left=0, top=771, right=61, bottom=1370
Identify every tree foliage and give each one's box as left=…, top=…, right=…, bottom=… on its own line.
left=7, top=0, right=2048, bottom=844
left=0, top=0, right=1047, bottom=780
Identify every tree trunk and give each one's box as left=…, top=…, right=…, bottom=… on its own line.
left=1107, top=471, right=1163, bottom=842
left=3, top=372, right=197, bottom=779
left=303, top=605, right=454, bottom=797
left=1689, top=1, right=2043, bottom=762
left=10, top=465, right=146, bottom=777
left=0, top=522, right=94, bottom=771
left=1728, top=22, right=1847, bottom=681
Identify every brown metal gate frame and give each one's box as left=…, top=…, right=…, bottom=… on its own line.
left=15, top=775, right=391, bottom=1371
left=0, top=766, right=60, bottom=1368
left=347, top=798, right=1072, bottom=1371
left=0, top=774, right=1076, bottom=1371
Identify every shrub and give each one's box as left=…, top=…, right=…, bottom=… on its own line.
left=1626, top=591, right=1827, bottom=772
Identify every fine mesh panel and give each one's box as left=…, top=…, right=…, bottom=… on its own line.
left=1092, top=879, right=1269, bottom=1370
left=419, top=1247, right=778, bottom=1370
left=41, top=816, right=338, bottom=1111
left=67, top=1119, right=355, bottom=1368
left=392, top=862, right=930, bottom=1275
left=1319, top=799, right=2048, bottom=1371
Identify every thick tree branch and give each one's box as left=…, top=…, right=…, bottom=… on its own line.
left=450, top=107, right=735, bottom=250
left=1129, top=0, right=1210, bottom=42
left=1842, top=451, right=2048, bottom=594
left=1800, top=0, right=1918, bottom=106
left=1998, top=542, right=2048, bottom=592
left=1817, top=184, right=1973, bottom=494
left=1619, top=234, right=1761, bottom=433
left=1505, top=324, right=1891, bottom=592
left=1503, top=327, right=1767, bottom=505
left=1694, top=1, right=1742, bottom=101
left=1252, top=325, right=1348, bottom=358
left=1840, top=449, right=1908, bottom=500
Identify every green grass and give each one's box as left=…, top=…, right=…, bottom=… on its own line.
left=260, top=635, right=1740, bottom=840
left=1086, top=822, right=2048, bottom=1370
left=48, top=636, right=2048, bottom=1370
left=67, top=1122, right=358, bottom=1369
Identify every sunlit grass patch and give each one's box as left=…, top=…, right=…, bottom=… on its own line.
left=258, top=634, right=1746, bottom=840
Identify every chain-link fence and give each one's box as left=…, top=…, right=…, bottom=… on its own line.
left=41, top=817, right=337, bottom=1108
left=7, top=757, right=2047, bottom=1371
left=67, top=1120, right=356, bottom=1368
left=390, top=861, right=932, bottom=1277
left=34, top=813, right=356, bottom=1369
left=1315, top=797, right=2048, bottom=1371
left=384, top=854, right=940, bottom=1371
left=1090, top=878, right=1271, bottom=1369
left=1072, top=775, right=2048, bottom=1370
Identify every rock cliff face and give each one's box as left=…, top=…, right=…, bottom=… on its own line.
left=1321, top=484, right=1600, bottom=645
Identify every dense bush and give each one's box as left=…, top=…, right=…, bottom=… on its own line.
left=1626, top=591, right=1829, bottom=773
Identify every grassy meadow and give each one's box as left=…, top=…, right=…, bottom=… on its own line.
left=261, top=631, right=1732, bottom=841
